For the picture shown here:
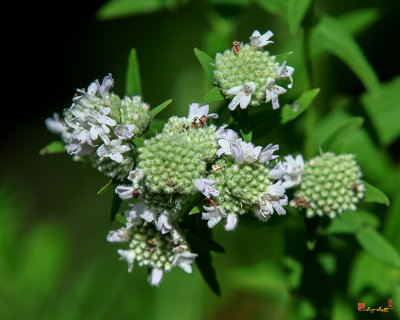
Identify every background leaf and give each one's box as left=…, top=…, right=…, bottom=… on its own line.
left=97, top=0, right=191, bottom=21
left=361, top=76, right=400, bottom=145
left=281, top=88, right=320, bottom=124
left=311, top=16, right=380, bottom=92
left=286, top=0, right=313, bottom=34
left=194, top=48, right=215, bottom=84
left=356, top=228, right=400, bottom=268
left=199, top=87, right=224, bottom=104
left=363, top=182, right=390, bottom=205
left=125, top=48, right=142, bottom=96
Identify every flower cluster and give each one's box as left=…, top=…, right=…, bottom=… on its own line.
left=214, top=30, right=294, bottom=110
left=286, top=153, right=365, bottom=218
left=45, top=75, right=151, bottom=179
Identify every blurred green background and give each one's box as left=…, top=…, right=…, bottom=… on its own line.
left=3, top=0, right=400, bottom=319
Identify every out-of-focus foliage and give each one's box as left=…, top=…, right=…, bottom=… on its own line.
left=4, top=0, right=400, bottom=319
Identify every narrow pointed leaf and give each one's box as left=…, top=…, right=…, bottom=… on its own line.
left=275, top=51, right=293, bottom=64
left=189, top=205, right=202, bottom=215
left=286, top=0, right=313, bottom=34
left=185, top=233, right=225, bottom=253
left=194, top=250, right=221, bottom=296
left=199, top=87, right=224, bottom=104
left=125, top=48, right=142, bottom=96
left=363, top=182, right=390, bottom=205
left=338, top=8, right=380, bottom=36
left=194, top=48, right=215, bottom=83
left=311, top=16, right=380, bottom=92
left=150, top=99, right=172, bottom=118
left=97, top=179, right=113, bottom=195
left=40, top=141, right=65, bottom=155
left=281, top=88, right=320, bottom=123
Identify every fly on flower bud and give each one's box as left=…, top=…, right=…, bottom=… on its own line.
left=233, top=41, right=241, bottom=54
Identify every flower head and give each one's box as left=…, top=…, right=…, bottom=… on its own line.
left=227, top=82, right=256, bottom=110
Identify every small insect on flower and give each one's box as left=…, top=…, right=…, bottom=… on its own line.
left=233, top=41, right=241, bottom=54
left=131, top=190, right=140, bottom=199
left=205, top=198, right=218, bottom=207
left=191, top=115, right=207, bottom=128
left=291, top=198, right=308, bottom=208
left=212, top=164, right=224, bottom=173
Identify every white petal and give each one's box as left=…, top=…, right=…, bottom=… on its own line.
left=239, top=92, right=251, bottom=109
left=227, top=85, right=243, bottom=95
left=207, top=216, right=222, bottom=228
left=150, top=268, right=164, bottom=286
left=110, top=153, right=123, bottom=163
left=225, top=214, right=238, bottom=231
left=228, top=94, right=241, bottom=111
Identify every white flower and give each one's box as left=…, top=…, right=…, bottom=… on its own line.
left=172, top=246, right=197, bottom=273
left=216, top=138, right=244, bottom=163
left=156, top=214, right=173, bottom=234
left=128, top=169, right=145, bottom=185
left=269, top=161, right=287, bottom=180
left=45, top=113, right=66, bottom=134
left=114, top=124, right=136, bottom=140
left=225, top=214, right=238, bottom=231
left=250, top=30, right=274, bottom=48
left=282, top=154, right=304, bottom=188
left=127, top=202, right=157, bottom=224
left=118, top=249, right=135, bottom=272
left=227, top=82, right=256, bottom=110
left=202, top=205, right=227, bottom=228
left=215, top=125, right=238, bottom=141
left=97, top=139, right=130, bottom=163
left=188, top=103, right=218, bottom=120
left=150, top=268, right=164, bottom=286
left=259, top=143, right=279, bottom=163
left=107, top=227, right=131, bottom=243
left=265, top=77, right=287, bottom=110
left=194, top=179, right=220, bottom=198
left=125, top=204, right=144, bottom=229
left=115, top=185, right=136, bottom=199
left=276, top=61, right=295, bottom=89
left=256, top=181, right=288, bottom=220
left=238, top=139, right=262, bottom=163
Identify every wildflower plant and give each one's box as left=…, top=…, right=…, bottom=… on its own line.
left=42, top=8, right=396, bottom=307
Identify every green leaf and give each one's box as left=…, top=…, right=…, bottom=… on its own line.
left=132, top=136, right=145, bottom=148
left=286, top=0, right=313, bottom=34
left=319, top=117, right=364, bottom=152
left=97, top=179, right=113, bottom=195
left=189, top=205, right=202, bottom=215
left=96, top=0, right=190, bottom=21
left=194, top=48, right=215, bottom=84
left=239, top=128, right=252, bottom=143
left=110, top=194, right=122, bottom=221
left=361, top=77, right=400, bottom=144
left=311, top=16, right=380, bottom=92
left=255, top=0, right=287, bottom=14
left=363, top=182, right=390, bottom=206
left=194, top=250, right=221, bottom=296
left=356, top=228, right=400, bottom=268
left=199, top=87, right=224, bottom=104
left=125, top=48, right=142, bottom=96
left=338, top=8, right=380, bottom=36
left=40, top=141, right=65, bottom=155
left=281, top=88, right=320, bottom=124
left=328, top=210, right=380, bottom=234
left=275, top=51, right=293, bottom=64
left=115, top=212, right=127, bottom=224
left=150, top=99, right=172, bottom=118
